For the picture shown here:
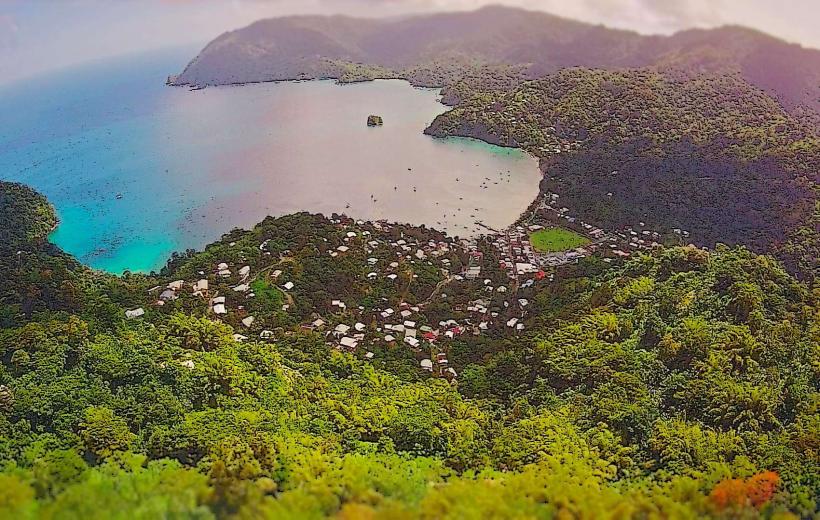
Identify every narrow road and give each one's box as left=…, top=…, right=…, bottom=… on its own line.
left=420, top=275, right=456, bottom=306
left=248, top=257, right=296, bottom=306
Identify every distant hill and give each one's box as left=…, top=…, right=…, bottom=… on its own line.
left=170, top=5, right=820, bottom=112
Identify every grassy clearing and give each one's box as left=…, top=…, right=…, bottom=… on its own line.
left=250, top=279, right=284, bottom=312
left=529, top=227, right=590, bottom=252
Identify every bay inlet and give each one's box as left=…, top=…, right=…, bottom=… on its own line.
left=0, top=48, right=541, bottom=274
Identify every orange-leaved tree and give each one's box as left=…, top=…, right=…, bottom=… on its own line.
left=710, top=471, right=780, bottom=510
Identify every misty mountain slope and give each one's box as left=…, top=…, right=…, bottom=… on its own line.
left=171, top=5, right=820, bottom=112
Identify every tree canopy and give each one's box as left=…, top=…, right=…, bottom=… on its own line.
left=0, top=182, right=817, bottom=518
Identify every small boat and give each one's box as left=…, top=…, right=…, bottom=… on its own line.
left=116, top=193, right=123, bottom=200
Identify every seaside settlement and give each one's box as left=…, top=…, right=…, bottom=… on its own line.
left=127, top=198, right=690, bottom=381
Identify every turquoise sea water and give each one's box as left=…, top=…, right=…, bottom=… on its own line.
left=0, top=48, right=540, bottom=274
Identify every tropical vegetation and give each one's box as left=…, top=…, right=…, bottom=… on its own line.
left=0, top=181, right=817, bottom=518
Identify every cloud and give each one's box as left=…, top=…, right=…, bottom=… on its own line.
left=636, top=0, right=723, bottom=26
left=0, top=14, right=20, bottom=49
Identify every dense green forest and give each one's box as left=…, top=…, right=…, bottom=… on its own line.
left=0, top=183, right=58, bottom=250
left=0, top=181, right=817, bottom=518
left=426, top=68, right=820, bottom=281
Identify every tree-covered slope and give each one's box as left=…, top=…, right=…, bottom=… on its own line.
left=0, top=182, right=57, bottom=252
left=170, top=6, right=820, bottom=113
left=426, top=68, right=820, bottom=279
left=0, top=182, right=157, bottom=328
left=0, top=185, right=817, bottom=518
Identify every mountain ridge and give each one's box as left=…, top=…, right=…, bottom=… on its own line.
left=170, top=5, right=820, bottom=112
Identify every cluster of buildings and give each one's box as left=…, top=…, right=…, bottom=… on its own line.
left=304, top=219, right=476, bottom=378
left=318, top=300, right=461, bottom=379
left=478, top=192, right=672, bottom=280
left=264, top=217, right=548, bottom=379
left=127, top=196, right=679, bottom=379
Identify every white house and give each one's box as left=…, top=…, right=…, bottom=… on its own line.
left=334, top=324, right=351, bottom=335
left=125, top=308, right=145, bottom=319
left=340, top=337, right=358, bottom=349
left=193, top=279, right=208, bottom=294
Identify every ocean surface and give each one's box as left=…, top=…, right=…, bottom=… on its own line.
left=0, top=48, right=541, bottom=274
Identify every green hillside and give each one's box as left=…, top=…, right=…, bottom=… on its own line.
left=0, top=182, right=58, bottom=251
left=0, top=182, right=817, bottom=518
left=426, top=68, right=820, bottom=280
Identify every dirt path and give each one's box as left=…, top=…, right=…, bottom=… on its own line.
left=249, top=257, right=296, bottom=306
left=420, top=275, right=456, bottom=306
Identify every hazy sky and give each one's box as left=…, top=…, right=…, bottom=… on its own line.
left=2, top=0, right=819, bottom=85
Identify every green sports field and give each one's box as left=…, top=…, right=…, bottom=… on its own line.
left=529, top=227, right=590, bottom=252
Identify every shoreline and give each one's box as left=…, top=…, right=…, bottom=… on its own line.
left=41, top=78, right=543, bottom=277
left=168, top=73, right=450, bottom=95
